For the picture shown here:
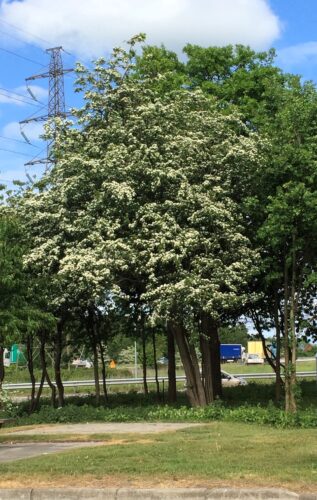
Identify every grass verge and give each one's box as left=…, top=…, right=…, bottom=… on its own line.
left=0, top=422, right=316, bottom=492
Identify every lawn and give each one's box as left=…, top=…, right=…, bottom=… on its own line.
left=0, top=422, right=316, bottom=492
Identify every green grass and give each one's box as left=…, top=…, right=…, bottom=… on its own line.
left=0, top=422, right=316, bottom=491
left=3, top=365, right=135, bottom=384
left=222, top=360, right=315, bottom=374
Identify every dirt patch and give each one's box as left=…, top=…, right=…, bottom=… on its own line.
left=89, top=439, right=154, bottom=446
left=8, top=422, right=201, bottom=436
left=0, top=474, right=315, bottom=494
left=13, top=422, right=200, bottom=435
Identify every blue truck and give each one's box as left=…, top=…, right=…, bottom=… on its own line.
left=220, top=344, right=243, bottom=363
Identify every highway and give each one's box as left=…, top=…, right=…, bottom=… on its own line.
left=3, top=371, right=316, bottom=391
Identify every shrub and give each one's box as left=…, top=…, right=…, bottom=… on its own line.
left=10, top=398, right=317, bottom=428
left=0, top=389, right=16, bottom=417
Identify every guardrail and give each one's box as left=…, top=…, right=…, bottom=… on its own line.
left=2, top=371, right=316, bottom=391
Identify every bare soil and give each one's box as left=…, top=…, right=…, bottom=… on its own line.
left=7, top=422, right=200, bottom=435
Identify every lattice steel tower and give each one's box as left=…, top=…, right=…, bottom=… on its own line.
left=20, top=46, right=72, bottom=167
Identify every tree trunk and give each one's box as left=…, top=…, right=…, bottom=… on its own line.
left=200, top=313, right=222, bottom=402
left=209, top=319, right=222, bottom=399
left=54, top=320, right=64, bottom=407
left=33, top=365, right=45, bottom=412
left=171, top=321, right=206, bottom=407
left=200, top=315, right=213, bottom=404
left=92, top=340, right=100, bottom=405
left=98, top=341, right=108, bottom=403
left=88, top=308, right=100, bottom=405
left=289, top=233, right=297, bottom=413
left=0, top=345, right=5, bottom=390
left=141, top=316, right=148, bottom=395
left=39, top=333, right=56, bottom=407
left=26, top=334, right=36, bottom=413
left=273, top=294, right=283, bottom=403
left=252, top=308, right=284, bottom=404
left=167, top=322, right=177, bottom=403
left=284, top=255, right=291, bottom=413
left=152, top=329, right=160, bottom=400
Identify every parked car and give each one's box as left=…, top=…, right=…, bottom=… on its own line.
left=246, top=354, right=264, bottom=365
left=71, top=358, right=92, bottom=368
left=157, top=357, right=168, bottom=365
left=3, top=348, right=10, bottom=367
left=221, top=370, right=247, bottom=387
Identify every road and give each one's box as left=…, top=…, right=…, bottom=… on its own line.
left=3, top=371, right=317, bottom=391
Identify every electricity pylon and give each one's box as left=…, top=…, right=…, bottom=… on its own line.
left=20, top=46, right=72, bottom=167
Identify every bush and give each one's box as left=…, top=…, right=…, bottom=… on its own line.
left=9, top=398, right=317, bottom=429
left=0, top=389, right=16, bottom=417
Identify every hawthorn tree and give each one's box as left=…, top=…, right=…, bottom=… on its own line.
left=17, top=37, right=264, bottom=407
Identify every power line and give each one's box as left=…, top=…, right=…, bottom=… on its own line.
left=20, top=104, right=47, bottom=123
left=0, top=46, right=46, bottom=67
left=0, top=89, right=41, bottom=107
left=25, top=146, right=47, bottom=165
left=0, top=85, right=40, bottom=102
left=0, top=134, right=40, bottom=148
left=0, top=18, right=77, bottom=62
left=0, top=147, right=34, bottom=158
left=0, top=18, right=90, bottom=69
left=0, top=26, right=44, bottom=52
left=0, top=86, right=45, bottom=106
left=0, top=18, right=53, bottom=47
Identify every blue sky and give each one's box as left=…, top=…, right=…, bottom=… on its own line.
left=0, top=0, right=317, bottom=185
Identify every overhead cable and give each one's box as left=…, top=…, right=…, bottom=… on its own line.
left=0, top=86, right=39, bottom=101
left=0, top=46, right=45, bottom=67
left=0, top=90, right=41, bottom=107
left=0, top=147, right=34, bottom=157
left=0, top=134, right=39, bottom=148
left=0, top=18, right=91, bottom=70
left=0, top=18, right=53, bottom=47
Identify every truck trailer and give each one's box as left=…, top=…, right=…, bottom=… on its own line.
left=220, top=344, right=243, bottom=363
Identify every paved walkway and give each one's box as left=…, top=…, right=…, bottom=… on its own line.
left=0, top=487, right=315, bottom=499
left=0, top=422, right=200, bottom=463
left=0, top=441, right=103, bottom=463
left=7, top=422, right=200, bottom=435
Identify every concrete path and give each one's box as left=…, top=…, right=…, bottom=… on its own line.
left=7, top=422, right=200, bottom=435
left=0, top=487, right=315, bottom=499
left=0, top=423, right=200, bottom=463
left=0, top=441, right=103, bottom=463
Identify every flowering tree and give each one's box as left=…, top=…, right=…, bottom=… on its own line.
left=15, top=37, right=266, bottom=407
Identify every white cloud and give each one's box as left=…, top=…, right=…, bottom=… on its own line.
left=0, top=92, right=23, bottom=106
left=0, top=84, right=46, bottom=106
left=0, top=0, right=281, bottom=58
left=3, top=120, right=44, bottom=142
left=15, top=85, right=48, bottom=103
left=278, top=42, right=317, bottom=67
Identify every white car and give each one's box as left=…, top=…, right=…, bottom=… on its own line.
left=221, top=370, right=247, bottom=387
left=246, top=354, right=264, bottom=365
left=71, top=358, right=92, bottom=368
left=3, top=348, right=10, bottom=367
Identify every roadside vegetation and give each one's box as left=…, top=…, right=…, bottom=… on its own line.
left=1, top=381, right=316, bottom=428
left=1, top=35, right=317, bottom=420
